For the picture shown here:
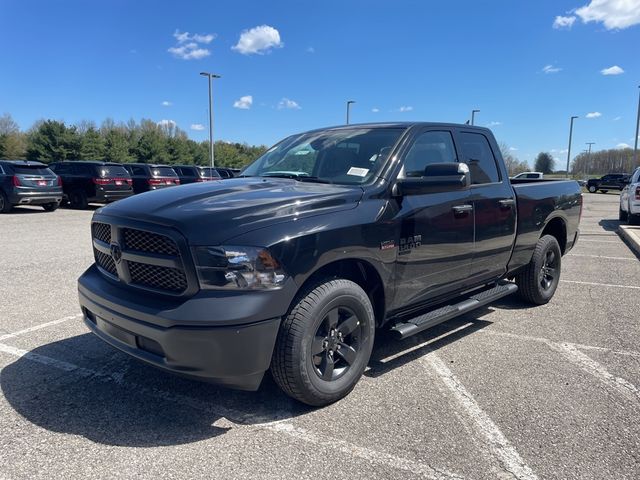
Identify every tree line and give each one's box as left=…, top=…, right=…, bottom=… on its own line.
left=570, top=147, right=637, bottom=176
left=0, top=113, right=268, bottom=168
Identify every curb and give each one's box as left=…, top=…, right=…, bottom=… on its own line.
left=618, top=225, right=640, bottom=258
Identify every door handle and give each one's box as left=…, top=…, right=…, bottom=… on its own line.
left=452, top=204, right=473, bottom=216
left=499, top=198, right=515, bottom=208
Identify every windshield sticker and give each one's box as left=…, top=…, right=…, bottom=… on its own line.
left=347, top=167, right=369, bottom=177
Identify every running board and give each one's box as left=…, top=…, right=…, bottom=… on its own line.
left=390, top=282, right=518, bottom=340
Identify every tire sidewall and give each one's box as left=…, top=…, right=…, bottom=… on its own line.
left=300, top=286, right=374, bottom=396
left=532, top=236, right=562, bottom=303
left=588, top=185, right=597, bottom=193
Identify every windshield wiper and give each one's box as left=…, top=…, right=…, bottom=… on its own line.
left=260, top=173, right=332, bottom=184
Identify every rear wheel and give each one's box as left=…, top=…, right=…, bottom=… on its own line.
left=42, top=202, right=59, bottom=212
left=271, top=279, right=375, bottom=406
left=515, top=235, right=562, bottom=305
left=69, top=190, right=88, bottom=209
left=600, top=190, right=608, bottom=194
left=588, top=185, right=597, bottom=193
left=619, top=208, right=628, bottom=222
left=0, top=191, right=12, bottom=213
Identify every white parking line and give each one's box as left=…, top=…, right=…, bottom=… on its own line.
left=484, top=331, right=640, bottom=407
left=561, top=280, right=640, bottom=290
left=0, top=342, right=465, bottom=480
left=577, top=239, right=622, bottom=244
left=423, top=352, right=538, bottom=480
left=567, top=254, right=637, bottom=261
left=0, top=314, right=82, bottom=342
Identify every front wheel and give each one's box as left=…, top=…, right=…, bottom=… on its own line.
left=271, top=279, right=375, bottom=406
left=587, top=185, right=597, bottom=193
left=515, top=235, right=562, bottom=305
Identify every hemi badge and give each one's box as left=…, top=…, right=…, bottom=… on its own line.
left=380, top=240, right=395, bottom=250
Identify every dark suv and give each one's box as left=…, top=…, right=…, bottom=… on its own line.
left=123, top=164, right=180, bottom=194
left=0, top=160, right=63, bottom=213
left=173, top=165, right=221, bottom=184
left=214, top=167, right=237, bottom=179
left=586, top=173, right=629, bottom=193
left=49, top=161, right=133, bottom=209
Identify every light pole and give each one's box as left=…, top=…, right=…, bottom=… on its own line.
left=346, top=100, right=355, bottom=125
left=634, top=85, right=640, bottom=166
left=471, top=109, right=480, bottom=126
left=586, top=142, right=595, bottom=178
left=200, top=72, right=221, bottom=171
left=565, top=116, right=578, bottom=178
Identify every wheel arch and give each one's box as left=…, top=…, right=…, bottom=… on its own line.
left=540, top=216, right=567, bottom=254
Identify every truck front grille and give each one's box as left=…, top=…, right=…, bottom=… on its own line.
left=91, top=222, right=189, bottom=295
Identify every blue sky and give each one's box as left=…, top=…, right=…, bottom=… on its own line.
left=1, top=0, right=639, bottom=167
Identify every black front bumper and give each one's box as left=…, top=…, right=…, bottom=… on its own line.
left=78, top=265, right=293, bottom=390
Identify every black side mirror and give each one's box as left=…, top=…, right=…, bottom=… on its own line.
left=394, top=162, right=470, bottom=196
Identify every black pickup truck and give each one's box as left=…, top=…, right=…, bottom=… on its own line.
left=78, top=123, right=582, bottom=406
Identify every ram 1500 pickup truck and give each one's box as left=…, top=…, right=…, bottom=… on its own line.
left=78, top=123, right=582, bottom=406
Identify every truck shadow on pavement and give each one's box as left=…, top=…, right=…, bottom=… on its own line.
left=1, top=333, right=311, bottom=447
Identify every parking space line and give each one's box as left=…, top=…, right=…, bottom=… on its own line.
left=423, top=352, right=538, bottom=480
left=483, top=331, right=640, bottom=406
left=567, top=254, right=637, bottom=261
left=0, top=313, right=82, bottom=342
left=561, top=280, right=640, bottom=290
left=0, top=342, right=465, bottom=479
left=577, top=239, right=622, bottom=244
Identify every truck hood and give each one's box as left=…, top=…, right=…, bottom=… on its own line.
left=97, top=177, right=364, bottom=244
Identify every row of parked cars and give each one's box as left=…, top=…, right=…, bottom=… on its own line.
left=0, top=160, right=239, bottom=212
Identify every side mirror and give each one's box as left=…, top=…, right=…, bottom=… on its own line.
left=394, top=162, right=470, bottom=196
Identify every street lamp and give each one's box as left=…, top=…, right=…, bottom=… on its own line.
left=634, top=85, right=640, bottom=166
left=346, top=100, right=355, bottom=125
left=586, top=142, right=595, bottom=178
left=200, top=72, right=221, bottom=172
left=471, top=109, right=480, bottom=125
left=565, top=116, right=578, bottom=178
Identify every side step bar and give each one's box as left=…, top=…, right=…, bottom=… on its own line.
left=390, top=281, right=518, bottom=340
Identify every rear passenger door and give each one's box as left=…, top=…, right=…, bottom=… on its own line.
left=455, top=129, right=516, bottom=282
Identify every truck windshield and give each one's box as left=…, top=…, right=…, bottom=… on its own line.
left=242, top=127, right=406, bottom=185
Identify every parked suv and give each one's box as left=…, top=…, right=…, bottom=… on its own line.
left=586, top=173, right=629, bottom=193
left=173, top=165, right=221, bottom=184
left=620, top=166, right=640, bottom=224
left=0, top=160, right=63, bottom=213
left=49, top=161, right=133, bottom=209
left=123, top=164, right=180, bottom=194
left=214, top=167, right=237, bottom=179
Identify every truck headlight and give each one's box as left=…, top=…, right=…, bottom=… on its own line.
left=192, top=246, right=288, bottom=290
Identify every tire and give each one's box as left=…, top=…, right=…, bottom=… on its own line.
left=515, top=235, right=562, bottom=305
left=69, top=190, right=88, bottom=209
left=619, top=208, right=628, bottom=222
left=630, top=214, right=640, bottom=226
left=271, top=279, right=375, bottom=406
left=0, top=191, right=12, bottom=213
left=588, top=185, right=597, bottom=193
left=600, top=190, right=608, bottom=194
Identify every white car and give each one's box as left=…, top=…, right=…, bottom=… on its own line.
left=620, top=166, right=640, bottom=225
left=512, top=171, right=544, bottom=180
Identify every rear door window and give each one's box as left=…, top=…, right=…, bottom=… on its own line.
left=401, top=130, right=457, bottom=178
left=457, top=132, right=500, bottom=184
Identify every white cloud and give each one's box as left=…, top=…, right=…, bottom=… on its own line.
left=157, top=119, right=176, bottom=128
left=173, top=30, right=216, bottom=44
left=616, top=142, right=632, bottom=149
left=586, top=111, right=602, bottom=118
left=190, top=124, right=205, bottom=131
left=233, top=95, right=253, bottom=110
left=306, top=46, right=315, bottom=53
left=232, top=25, right=283, bottom=55
left=601, top=65, right=624, bottom=75
left=398, top=106, right=413, bottom=112
left=542, top=64, right=562, bottom=74
left=161, top=100, right=172, bottom=107
left=277, top=98, right=301, bottom=110
left=575, top=0, right=640, bottom=30
left=371, top=108, right=380, bottom=113
left=551, top=148, right=569, bottom=154
left=553, top=15, right=577, bottom=28
left=487, top=121, right=502, bottom=127
left=509, top=147, right=518, bottom=151
left=168, top=42, right=210, bottom=60
left=168, top=30, right=215, bottom=60
left=613, top=116, right=622, bottom=121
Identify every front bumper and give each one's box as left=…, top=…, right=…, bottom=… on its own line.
left=78, top=264, right=292, bottom=390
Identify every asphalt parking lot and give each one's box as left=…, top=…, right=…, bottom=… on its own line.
left=1, top=192, right=639, bottom=480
